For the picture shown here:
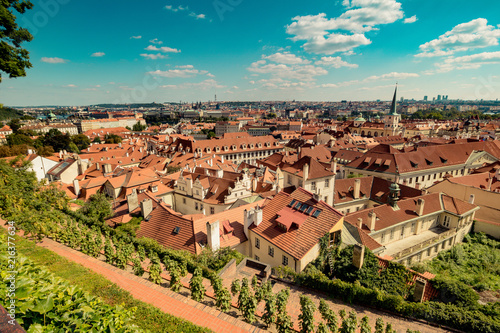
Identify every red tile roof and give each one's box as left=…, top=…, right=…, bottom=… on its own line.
left=250, top=188, right=344, bottom=260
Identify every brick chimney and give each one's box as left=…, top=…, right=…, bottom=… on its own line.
left=357, top=218, right=363, bottom=229
left=354, top=179, right=361, bottom=199
left=206, top=220, right=220, bottom=251
left=368, top=211, right=376, bottom=231
left=416, top=198, right=425, bottom=216
left=140, top=199, right=153, bottom=218
left=303, top=162, right=309, bottom=182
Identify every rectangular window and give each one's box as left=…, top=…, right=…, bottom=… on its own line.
left=427, top=248, right=431, bottom=256
left=325, top=179, right=330, bottom=188
left=200, top=204, right=204, bottom=211
left=282, top=255, right=288, bottom=266
left=390, top=229, right=394, bottom=240
left=255, top=255, right=260, bottom=261
left=195, top=202, right=198, bottom=210
left=381, top=232, right=385, bottom=243
left=311, top=181, right=316, bottom=191
left=411, top=222, right=415, bottom=233
left=255, top=238, right=260, bottom=249
left=210, top=207, right=215, bottom=214
left=268, top=246, right=274, bottom=257
left=400, top=227, right=405, bottom=239
left=288, top=175, right=292, bottom=184
left=183, top=198, right=186, bottom=204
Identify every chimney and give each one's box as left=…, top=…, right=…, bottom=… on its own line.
left=368, top=211, right=376, bottom=231
left=73, top=179, right=80, bottom=197
left=357, top=218, right=363, bottom=229
left=496, top=168, right=500, bottom=181
left=126, top=152, right=129, bottom=157
left=206, top=220, right=220, bottom=251
left=252, top=177, right=258, bottom=192
left=416, top=198, right=425, bottom=216
left=303, top=162, right=309, bottom=182
left=469, top=194, right=475, bottom=204
left=103, top=163, right=112, bottom=174
left=254, top=207, right=263, bottom=227
left=127, top=190, right=139, bottom=212
left=140, top=199, right=153, bottom=218
left=354, top=179, right=361, bottom=199
left=96, top=162, right=100, bottom=170
left=332, top=161, right=338, bottom=175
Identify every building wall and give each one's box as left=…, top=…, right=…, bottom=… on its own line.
left=173, top=193, right=229, bottom=216
left=58, top=163, right=80, bottom=185
left=474, top=220, right=500, bottom=239
left=30, top=157, right=59, bottom=181
left=283, top=171, right=335, bottom=206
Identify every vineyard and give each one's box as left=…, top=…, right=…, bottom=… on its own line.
left=1, top=158, right=500, bottom=332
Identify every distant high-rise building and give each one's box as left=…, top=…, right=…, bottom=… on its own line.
left=424, top=96, right=428, bottom=101
left=437, top=95, right=442, bottom=101
left=400, top=97, right=404, bottom=102
left=433, top=97, right=436, bottom=101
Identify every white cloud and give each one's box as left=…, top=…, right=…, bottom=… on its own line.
left=189, top=12, right=206, bottom=19
left=404, top=15, right=417, bottom=24
left=358, top=83, right=398, bottom=91
left=41, top=57, right=68, bottom=64
left=176, top=65, right=194, bottom=69
left=247, top=60, right=327, bottom=81
left=286, top=1, right=404, bottom=54
left=160, top=79, right=225, bottom=90
left=140, top=53, right=168, bottom=60
left=416, top=18, right=500, bottom=57
left=165, top=5, right=188, bottom=12
left=91, top=52, right=105, bottom=57
left=315, top=56, right=358, bottom=68
left=145, top=45, right=181, bottom=53
left=63, top=84, right=77, bottom=88
left=364, top=72, right=419, bottom=81
left=320, top=83, right=339, bottom=88
left=431, top=51, right=500, bottom=73
left=264, top=52, right=311, bottom=65
left=130, top=35, right=142, bottom=39
left=149, top=38, right=163, bottom=44
left=147, top=68, right=211, bottom=78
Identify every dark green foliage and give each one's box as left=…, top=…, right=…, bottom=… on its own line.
left=359, top=316, right=371, bottom=333
left=133, top=121, right=147, bottom=132
left=237, top=278, right=258, bottom=323
left=412, top=232, right=500, bottom=291
left=231, top=279, right=241, bottom=296
left=0, top=0, right=33, bottom=82
left=374, top=318, right=384, bottom=333
left=132, top=255, right=144, bottom=277
left=317, top=323, right=329, bottom=333
left=262, top=294, right=277, bottom=327
left=384, top=323, right=395, bottom=333
left=105, top=134, right=122, bottom=143
left=40, top=129, right=72, bottom=152
left=116, top=216, right=143, bottom=237
left=72, top=134, right=91, bottom=151
left=196, top=246, right=245, bottom=271
left=189, top=267, right=206, bottom=302
left=319, top=299, right=338, bottom=333
left=6, top=132, right=33, bottom=146
left=276, top=288, right=293, bottom=333
left=213, top=278, right=232, bottom=312
left=432, top=276, right=479, bottom=307
left=299, top=295, right=316, bottom=333
left=80, top=192, right=113, bottom=225
left=339, top=311, right=357, bottom=333
left=0, top=106, right=23, bottom=120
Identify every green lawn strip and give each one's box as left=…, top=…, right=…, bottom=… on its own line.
left=8, top=231, right=213, bottom=333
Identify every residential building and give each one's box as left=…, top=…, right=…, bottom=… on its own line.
left=246, top=187, right=344, bottom=273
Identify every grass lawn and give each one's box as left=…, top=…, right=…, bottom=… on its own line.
left=5, top=229, right=212, bottom=333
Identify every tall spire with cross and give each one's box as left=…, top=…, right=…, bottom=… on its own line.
left=390, top=83, right=398, bottom=115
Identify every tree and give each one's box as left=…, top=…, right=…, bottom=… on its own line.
left=262, top=294, right=277, bottom=328
left=317, top=323, right=329, bottom=333
left=105, top=134, right=122, bottom=144
left=384, top=323, right=395, bottom=333
left=36, top=146, right=54, bottom=157
left=7, top=118, right=21, bottom=133
left=42, top=129, right=72, bottom=152
left=72, top=134, right=91, bottom=151
left=148, top=256, right=163, bottom=285
left=132, top=121, right=146, bottom=132
left=237, top=278, right=257, bottom=323
left=319, top=299, right=337, bottom=333
left=299, top=295, right=316, bottom=333
left=6, top=132, right=32, bottom=146
left=0, top=0, right=34, bottom=82
left=80, top=192, right=113, bottom=225
left=92, top=136, right=102, bottom=144
left=132, top=255, right=144, bottom=276
left=189, top=267, right=206, bottom=302
left=212, top=277, right=232, bottom=312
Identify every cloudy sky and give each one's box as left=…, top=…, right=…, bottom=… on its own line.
left=1, top=0, right=500, bottom=106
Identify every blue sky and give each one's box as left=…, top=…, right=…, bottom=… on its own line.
left=2, top=0, right=500, bottom=106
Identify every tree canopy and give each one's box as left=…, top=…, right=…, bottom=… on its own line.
left=0, top=0, right=34, bottom=82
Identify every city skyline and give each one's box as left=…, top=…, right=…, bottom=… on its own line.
left=1, top=0, right=500, bottom=106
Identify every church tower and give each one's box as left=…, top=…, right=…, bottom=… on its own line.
left=384, top=85, right=401, bottom=136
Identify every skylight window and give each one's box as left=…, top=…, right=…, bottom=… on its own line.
left=312, top=209, right=322, bottom=218
left=288, top=199, right=297, bottom=207
left=299, top=203, right=308, bottom=212
left=306, top=206, right=314, bottom=215
left=294, top=202, right=301, bottom=210
left=173, top=227, right=181, bottom=234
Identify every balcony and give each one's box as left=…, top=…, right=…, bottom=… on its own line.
left=382, top=227, right=456, bottom=260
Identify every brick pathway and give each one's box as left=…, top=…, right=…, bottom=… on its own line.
left=36, top=238, right=264, bottom=333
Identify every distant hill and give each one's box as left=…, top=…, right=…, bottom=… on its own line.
left=0, top=106, right=23, bottom=121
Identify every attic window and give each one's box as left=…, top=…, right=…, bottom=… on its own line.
left=288, top=199, right=297, bottom=207
left=363, top=157, right=371, bottom=164
left=294, top=202, right=301, bottom=210
left=306, top=206, right=314, bottom=215
left=375, top=158, right=382, bottom=165
left=299, top=203, right=308, bottom=212
left=425, top=159, right=433, bottom=166
left=173, top=227, right=181, bottom=234
left=440, top=156, right=448, bottom=163
left=410, top=161, right=418, bottom=168
left=312, top=209, right=322, bottom=218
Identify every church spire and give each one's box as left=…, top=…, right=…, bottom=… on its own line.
left=390, top=84, right=398, bottom=115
